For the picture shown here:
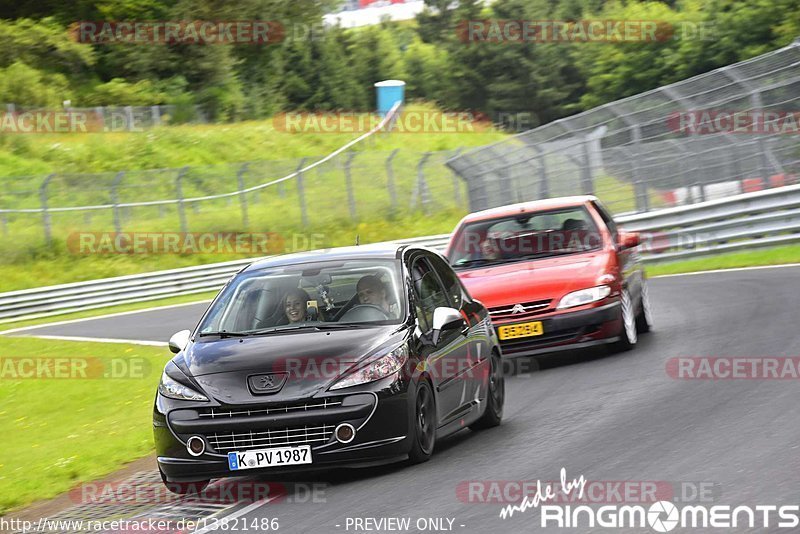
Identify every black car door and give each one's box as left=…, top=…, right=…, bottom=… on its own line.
left=425, top=252, right=490, bottom=408
left=409, top=252, right=472, bottom=425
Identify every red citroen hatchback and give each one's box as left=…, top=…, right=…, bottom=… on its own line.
left=444, top=196, right=651, bottom=357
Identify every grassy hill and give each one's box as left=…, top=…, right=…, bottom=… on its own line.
left=0, top=107, right=507, bottom=291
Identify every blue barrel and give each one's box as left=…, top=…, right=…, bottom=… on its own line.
left=375, top=80, right=405, bottom=116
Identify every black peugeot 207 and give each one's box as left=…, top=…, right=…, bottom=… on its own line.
left=153, top=244, right=504, bottom=492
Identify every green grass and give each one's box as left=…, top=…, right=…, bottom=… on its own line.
left=594, top=175, right=666, bottom=214
left=0, top=336, right=168, bottom=513
left=647, top=244, right=800, bottom=277
left=0, top=207, right=465, bottom=291
left=0, top=103, right=504, bottom=175
left=0, top=105, right=504, bottom=291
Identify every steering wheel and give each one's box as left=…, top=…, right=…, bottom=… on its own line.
left=339, top=304, right=391, bottom=322
left=331, top=293, right=359, bottom=322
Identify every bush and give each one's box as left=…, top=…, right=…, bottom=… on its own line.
left=82, top=78, right=165, bottom=106
left=0, top=61, right=71, bottom=108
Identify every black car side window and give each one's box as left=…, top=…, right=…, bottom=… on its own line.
left=425, top=253, right=463, bottom=310
left=410, top=257, right=449, bottom=332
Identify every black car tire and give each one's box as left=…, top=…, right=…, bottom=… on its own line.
left=635, top=280, right=652, bottom=334
left=611, top=288, right=638, bottom=352
left=160, top=468, right=210, bottom=495
left=408, top=379, right=436, bottom=464
left=470, top=351, right=504, bottom=430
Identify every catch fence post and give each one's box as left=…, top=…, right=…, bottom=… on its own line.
left=237, top=163, right=250, bottom=229
left=40, top=174, right=55, bottom=245
left=175, top=167, right=189, bottom=234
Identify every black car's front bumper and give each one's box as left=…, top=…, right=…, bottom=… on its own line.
left=495, top=300, right=622, bottom=358
left=154, top=375, right=415, bottom=482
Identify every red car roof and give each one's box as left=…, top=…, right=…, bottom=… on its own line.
left=456, top=195, right=598, bottom=225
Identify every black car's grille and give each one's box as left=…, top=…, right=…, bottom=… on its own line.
left=208, top=424, right=336, bottom=453
left=198, top=398, right=343, bottom=419
left=489, top=299, right=552, bottom=321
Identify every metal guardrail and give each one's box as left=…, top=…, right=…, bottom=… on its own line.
left=446, top=41, right=800, bottom=215
left=622, top=183, right=800, bottom=262
left=0, top=234, right=451, bottom=323
left=2, top=186, right=799, bottom=323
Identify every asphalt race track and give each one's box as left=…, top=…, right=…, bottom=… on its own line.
left=7, top=301, right=212, bottom=343
left=9, top=265, right=800, bottom=533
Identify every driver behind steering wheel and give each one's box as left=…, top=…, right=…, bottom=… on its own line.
left=356, top=275, right=396, bottom=318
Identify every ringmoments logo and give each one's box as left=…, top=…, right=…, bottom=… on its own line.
left=499, top=468, right=800, bottom=531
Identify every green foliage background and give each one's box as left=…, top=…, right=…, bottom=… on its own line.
left=0, top=0, right=796, bottom=124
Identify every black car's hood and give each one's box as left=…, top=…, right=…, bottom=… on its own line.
left=174, top=325, right=407, bottom=404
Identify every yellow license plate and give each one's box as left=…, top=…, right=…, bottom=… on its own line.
left=497, top=321, right=544, bottom=340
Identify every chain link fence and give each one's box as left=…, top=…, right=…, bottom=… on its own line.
left=447, top=39, right=800, bottom=216
left=0, top=145, right=467, bottom=251
left=4, top=41, right=798, bottom=255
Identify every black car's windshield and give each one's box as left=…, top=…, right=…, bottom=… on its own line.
left=448, top=206, right=603, bottom=269
left=198, top=259, right=405, bottom=336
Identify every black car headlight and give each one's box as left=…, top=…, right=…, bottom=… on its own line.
left=158, top=370, right=208, bottom=401
left=329, top=345, right=409, bottom=390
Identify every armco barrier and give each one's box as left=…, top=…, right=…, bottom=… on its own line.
left=0, top=234, right=451, bottom=323
left=2, top=185, right=799, bottom=323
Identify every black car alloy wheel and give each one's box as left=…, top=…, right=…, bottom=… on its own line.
left=470, top=351, right=504, bottom=430
left=409, top=380, right=436, bottom=463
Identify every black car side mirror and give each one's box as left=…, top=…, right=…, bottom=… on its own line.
left=168, top=329, right=191, bottom=354
left=430, top=307, right=466, bottom=346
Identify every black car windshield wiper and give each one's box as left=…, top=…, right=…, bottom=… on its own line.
left=314, top=322, right=374, bottom=329
left=247, top=323, right=373, bottom=336
left=197, top=330, right=251, bottom=338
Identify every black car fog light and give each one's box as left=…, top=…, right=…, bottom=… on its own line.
left=187, top=436, right=206, bottom=456
left=335, top=423, right=356, bottom=444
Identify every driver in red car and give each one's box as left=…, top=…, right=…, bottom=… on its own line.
left=356, top=275, right=396, bottom=318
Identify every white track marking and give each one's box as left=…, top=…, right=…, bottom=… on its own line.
left=3, top=262, right=800, bottom=340
left=0, top=299, right=211, bottom=335
left=13, top=334, right=168, bottom=346
left=653, top=262, right=800, bottom=279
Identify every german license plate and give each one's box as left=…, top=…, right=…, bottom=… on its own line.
left=227, top=445, right=312, bottom=471
left=497, top=321, right=544, bottom=340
